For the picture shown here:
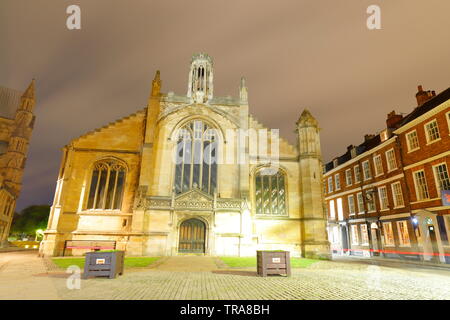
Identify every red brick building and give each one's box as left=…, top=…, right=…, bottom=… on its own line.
left=323, top=85, right=450, bottom=264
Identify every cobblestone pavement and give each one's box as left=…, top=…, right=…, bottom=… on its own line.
left=1, top=251, right=450, bottom=300
left=0, top=251, right=59, bottom=299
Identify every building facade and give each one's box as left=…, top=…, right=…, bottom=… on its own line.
left=324, top=85, right=450, bottom=264
left=0, top=80, right=36, bottom=246
left=41, top=54, right=330, bottom=258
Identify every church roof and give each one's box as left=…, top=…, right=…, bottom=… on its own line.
left=0, top=86, right=21, bottom=119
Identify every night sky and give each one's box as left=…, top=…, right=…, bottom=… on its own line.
left=1, top=0, right=449, bottom=211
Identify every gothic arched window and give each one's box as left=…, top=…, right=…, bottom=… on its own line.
left=174, top=120, right=218, bottom=195
left=255, top=169, right=287, bottom=215
left=87, top=159, right=126, bottom=210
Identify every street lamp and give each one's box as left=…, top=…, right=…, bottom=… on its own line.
left=35, top=229, right=44, bottom=241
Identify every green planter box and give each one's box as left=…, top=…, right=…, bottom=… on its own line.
left=83, top=251, right=125, bottom=279
left=257, top=250, right=291, bottom=277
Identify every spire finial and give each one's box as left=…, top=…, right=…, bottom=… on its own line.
left=239, top=77, right=248, bottom=104
left=151, top=70, right=161, bottom=97
left=22, top=79, right=35, bottom=99
left=296, top=109, right=319, bottom=128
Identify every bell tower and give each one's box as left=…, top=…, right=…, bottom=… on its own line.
left=187, top=53, right=214, bottom=104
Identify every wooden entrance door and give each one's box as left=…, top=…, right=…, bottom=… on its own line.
left=178, top=219, right=206, bottom=253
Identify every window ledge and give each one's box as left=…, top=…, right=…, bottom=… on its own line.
left=426, top=138, right=441, bottom=146
left=407, top=148, right=420, bottom=154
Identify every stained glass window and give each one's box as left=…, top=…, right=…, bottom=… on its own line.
left=174, top=120, right=218, bottom=195
left=255, top=169, right=287, bottom=215
left=87, top=160, right=126, bottom=210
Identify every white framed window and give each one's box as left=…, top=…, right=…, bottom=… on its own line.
left=348, top=195, right=356, bottom=215
left=332, top=226, right=340, bottom=244
left=328, top=176, right=333, bottom=193
left=373, top=155, right=383, bottom=176
left=383, top=222, right=395, bottom=246
left=345, top=169, right=352, bottom=186
left=385, top=149, right=397, bottom=172
left=335, top=173, right=341, bottom=190
left=406, top=130, right=420, bottom=152
left=337, top=197, right=344, bottom=221
left=357, top=192, right=364, bottom=214
left=378, top=186, right=389, bottom=211
left=362, top=160, right=372, bottom=181
left=329, top=200, right=336, bottom=220
left=447, top=111, right=450, bottom=132
left=351, top=225, right=359, bottom=245
left=433, top=163, right=450, bottom=194
left=413, top=170, right=430, bottom=200
left=424, top=119, right=440, bottom=144
left=354, top=165, right=361, bottom=183
left=391, top=182, right=404, bottom=208
left=333, top=159, right=338, bottom=168
left=366, top=190, right=376, bottom=212
left=397, top=220, right=411, bottom=247
left=360, top=224, right=369, bottom=245
left=323, top=181, right=327, bottom=195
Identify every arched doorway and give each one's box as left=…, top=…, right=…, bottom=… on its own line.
left=178, top=218, right=206, bottom=253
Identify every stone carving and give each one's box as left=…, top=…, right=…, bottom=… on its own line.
left=133, top=186, right=148, bottom=210
left=141, top=188, right=242, bottom=212
left=216, top=199, right=241, bottom=210
left=175, top=189, right=213, bottom=210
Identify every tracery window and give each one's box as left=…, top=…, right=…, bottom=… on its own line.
left=174, top=120, right=218, bottom=195
left=255, top=169, right=287, bottom=215
left=87, top=159, right=126, bottom=210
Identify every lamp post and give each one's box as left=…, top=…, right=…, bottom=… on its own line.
left=35, top=229, right=44, bottom=241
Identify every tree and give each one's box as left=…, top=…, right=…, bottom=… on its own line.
left=10, top=205, right=50, bottom=236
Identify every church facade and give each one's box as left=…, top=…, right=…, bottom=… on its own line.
left=41, top=54, right=330, bottom=258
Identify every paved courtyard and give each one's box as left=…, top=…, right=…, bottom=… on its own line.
left=1, top=251, right=449, bottom=300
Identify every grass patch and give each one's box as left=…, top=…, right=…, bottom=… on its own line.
left=220, top=257, right=318, bottom=268
left=51, top=257, right=160, bottom=269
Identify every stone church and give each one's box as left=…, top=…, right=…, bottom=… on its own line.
left=0, top=80, right=36, bottom=246
left=41, top=54, right=330, bottom=258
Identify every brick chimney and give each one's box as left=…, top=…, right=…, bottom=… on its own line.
left=386, top=111, right=403, bottom=129
left=416, top=85, right=436, bottom=106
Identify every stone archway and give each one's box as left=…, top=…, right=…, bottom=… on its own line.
left=178, top=218, right=206, bottom=253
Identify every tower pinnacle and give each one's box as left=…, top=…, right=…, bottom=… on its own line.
left=151, top=70, right=161, bottom=97
left=22, top=79, right=35, bottom=100
left=187, top=53, right=214, bottom=104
